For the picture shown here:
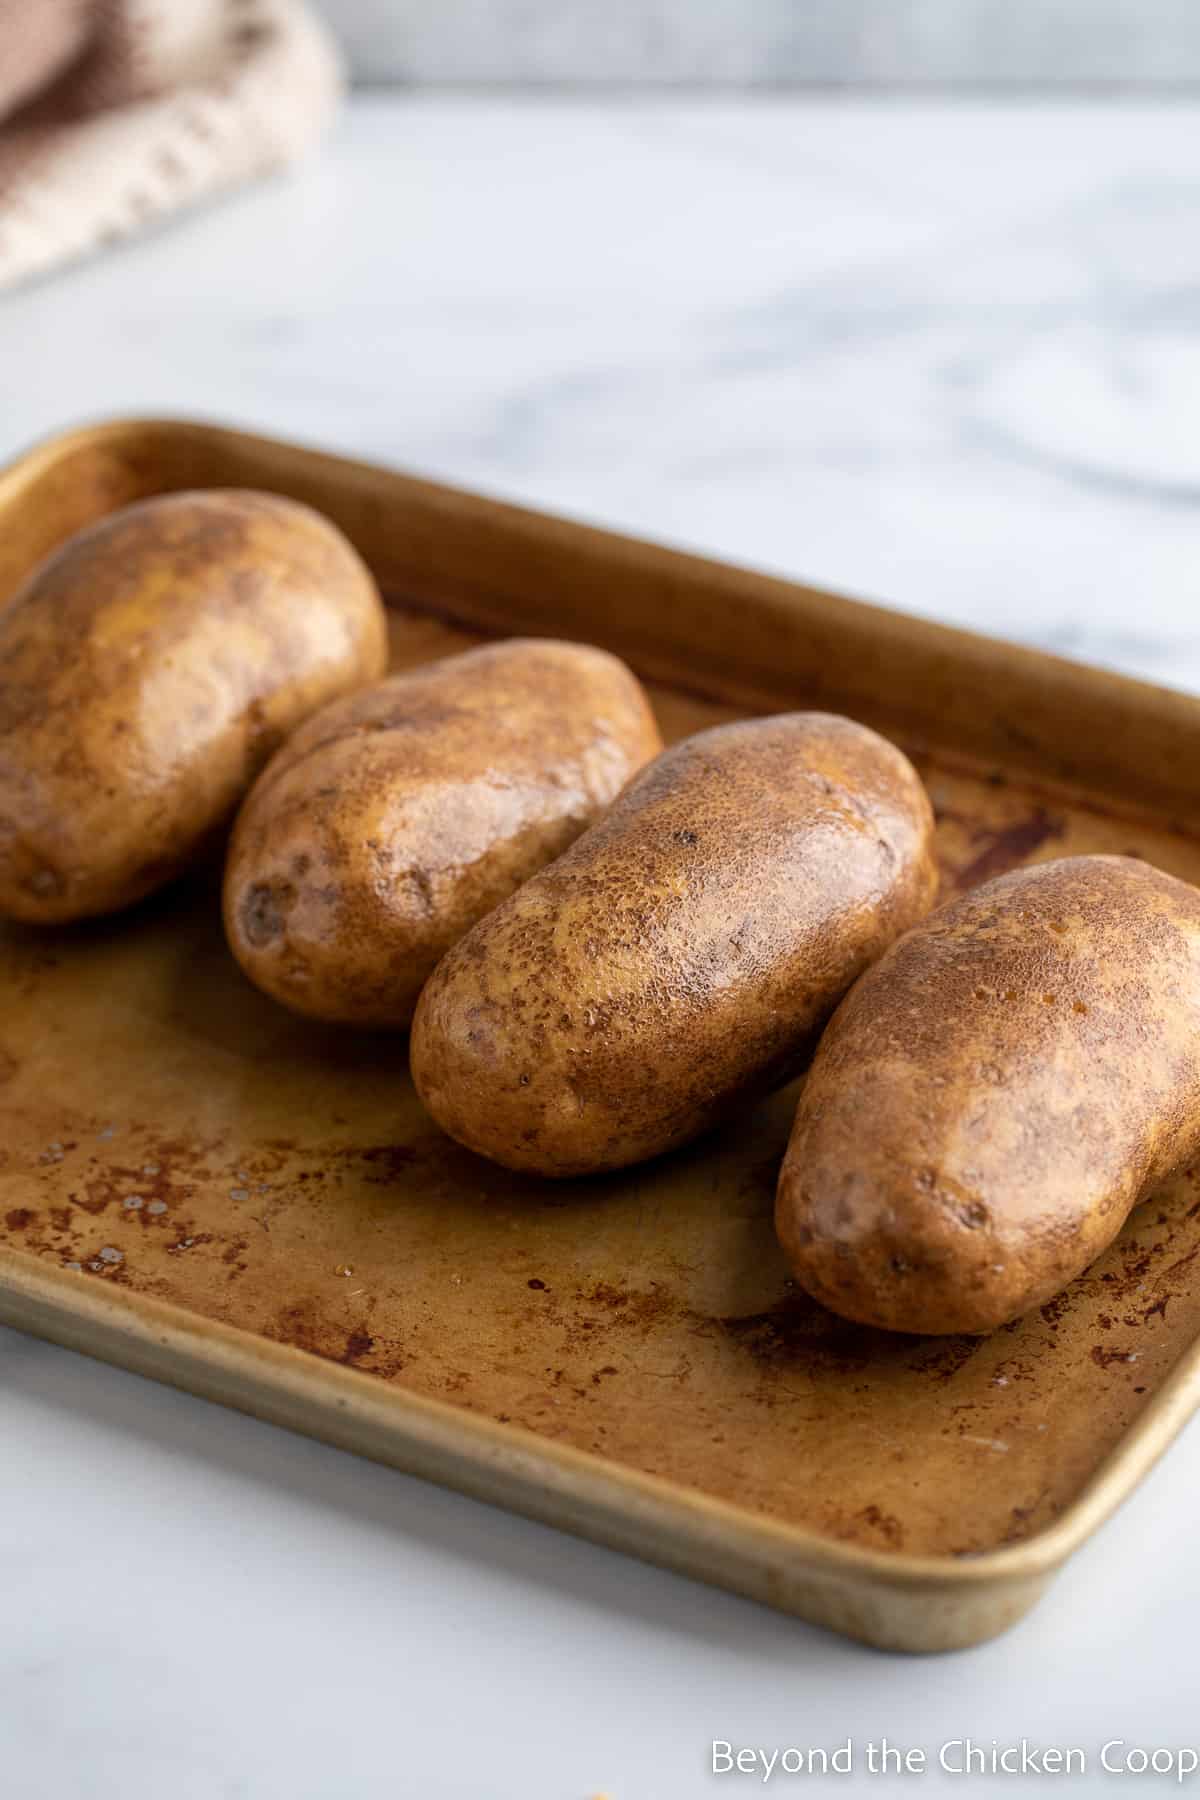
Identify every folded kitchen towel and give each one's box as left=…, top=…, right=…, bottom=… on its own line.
left=0, top=0, right=343, bottom=290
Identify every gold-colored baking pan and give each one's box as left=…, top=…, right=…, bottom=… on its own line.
left=3, top=417, right=1199, bottom=1653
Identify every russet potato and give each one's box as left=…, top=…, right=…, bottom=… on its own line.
left=777, top=854, right=1200, bottom=1334
left=411, top=711, right=937, bottom=1176
left=0, top=489, right=387, bottom=922
left=223, top=638, right=662, bottom=1026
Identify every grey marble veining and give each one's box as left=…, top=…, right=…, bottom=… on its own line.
left=316, top=0, right=1200, bottom=85
left=4, top=94, right=1198, bottom=691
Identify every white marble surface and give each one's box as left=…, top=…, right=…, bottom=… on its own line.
left=3, top=94, right=1200, bottom=1798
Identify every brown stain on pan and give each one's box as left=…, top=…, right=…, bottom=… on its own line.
left=948, top=806, right=1067, bottom=890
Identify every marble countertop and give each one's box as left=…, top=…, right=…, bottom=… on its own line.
left=3, top=93, right=1200, bottom=1799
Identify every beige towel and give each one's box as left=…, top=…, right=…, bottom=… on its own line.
left=0, top=0, right=343, bottom=291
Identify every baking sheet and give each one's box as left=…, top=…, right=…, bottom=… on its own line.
left=3, top=418, right=1200, bottom=1651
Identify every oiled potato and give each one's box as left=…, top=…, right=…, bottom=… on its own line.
left=777, top=854, right=1200, bottom=1336
left=0, top=489, right=387, bottom=923
left=411, top=712, right=937, bottom=1176
left=223, top=639, right=662, bottom=1026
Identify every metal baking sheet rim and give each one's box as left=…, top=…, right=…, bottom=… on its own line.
left=5, top=1247, right=1200, bottom=1653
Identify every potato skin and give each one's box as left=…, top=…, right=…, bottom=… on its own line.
left=0, top=489, right=387, bottom=922
left=223, top=639, right=663, bottom=1026
left=411, top=712, right=937, bottom=1176
left=777, top=854, right=1200, bottom=1336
